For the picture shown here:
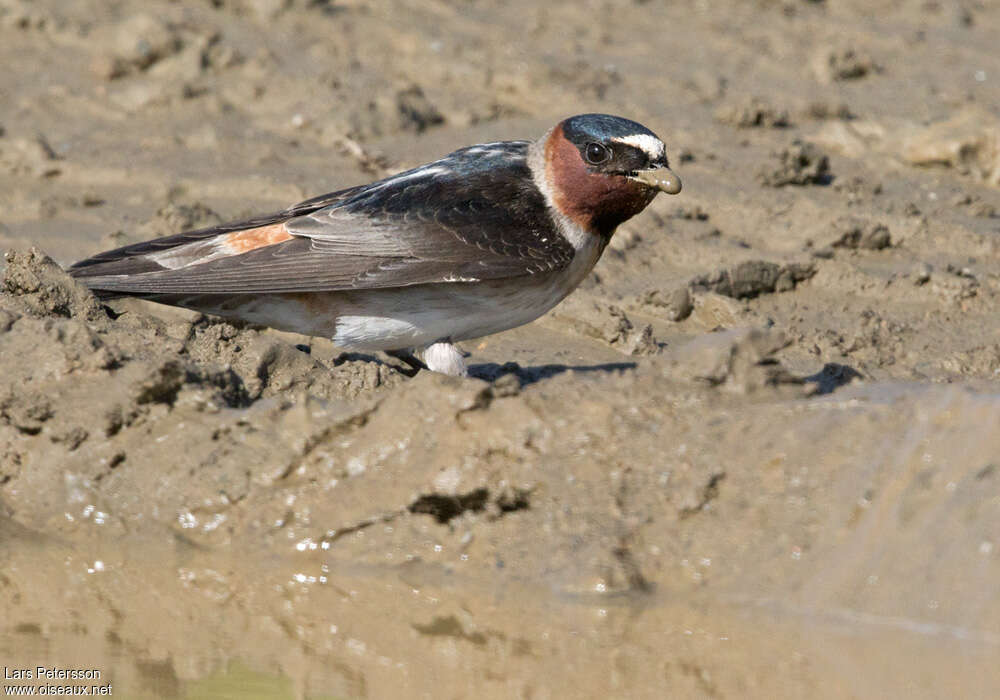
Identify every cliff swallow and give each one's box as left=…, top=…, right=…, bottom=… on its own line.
left=70, top=114, right=681, bottom=376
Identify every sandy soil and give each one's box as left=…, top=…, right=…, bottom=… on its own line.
left=2, top=0, right=1000, bottom=697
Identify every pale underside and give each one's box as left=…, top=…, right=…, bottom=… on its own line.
left=162, top=232, right=603, bottom=352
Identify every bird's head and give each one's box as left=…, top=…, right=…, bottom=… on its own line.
left=538, top=113, right=681, bottom=237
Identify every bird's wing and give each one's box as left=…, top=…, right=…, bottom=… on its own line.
left=70, top=142, right=575, bottom=295
left=66, top=185, right=368, bottom=275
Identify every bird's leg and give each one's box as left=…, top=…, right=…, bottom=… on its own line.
left=385, top=348, right=427, bottom=373
left=423, top=342, right=468, bottom=377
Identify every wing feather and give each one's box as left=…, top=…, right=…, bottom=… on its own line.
left=71, top=142, right=574, bottom=296
left=68, top=184, right=368, bottom=275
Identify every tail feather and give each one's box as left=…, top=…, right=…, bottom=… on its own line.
left=68, top=184, right=364, bottom=290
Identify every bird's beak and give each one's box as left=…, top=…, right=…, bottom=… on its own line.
left=630, top=167, right=682, bottom=195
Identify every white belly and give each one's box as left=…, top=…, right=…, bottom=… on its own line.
left=328, top=235, right=603, bottom=350
left=330, top=281, right=560, bottom=349
left=176, top=235, right=604, bottom=351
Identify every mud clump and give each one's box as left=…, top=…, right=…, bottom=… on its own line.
left=642, top=286, right=694, bottom=322
left=812, top=47, right=879, bottom=83
left=348, top=84, right=446, bottom=139
left=715, top=97, right=790, bottom=129
left=598, top=305, right=660, bottom=355
left=829, top=217, right=892, bottom=250
left=758, top=140, right=831, bottom=186
left=395, top=85, right=446, bottom=133
left=2, top=248, right=106, bottom=321
left=690, top=260, right=816, bottom=299
left=552, top=299, right=662, bottom=355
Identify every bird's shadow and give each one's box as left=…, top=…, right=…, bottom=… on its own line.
left=331, top=351, right=636, bottom=385
left=327, top=351, right=863, bottom=395
left=468, top=360, right=637, bottom=387
left=804, top=362, right=863, bottom=395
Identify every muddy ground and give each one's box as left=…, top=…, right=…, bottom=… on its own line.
left=2, top=0, right=1000, bottom=697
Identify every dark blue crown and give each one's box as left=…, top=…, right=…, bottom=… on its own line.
left=561, top=114, right=658, bottom=145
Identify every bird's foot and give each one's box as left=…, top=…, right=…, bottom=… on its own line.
left=423, top=342, right=468, bottom=377
left=385, top=349, right=427, bottom=374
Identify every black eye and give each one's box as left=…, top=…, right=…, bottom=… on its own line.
left=585, top=142, right=610, bottom=165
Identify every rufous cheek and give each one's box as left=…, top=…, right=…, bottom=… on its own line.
left=544, top=124, right=657, bottom=235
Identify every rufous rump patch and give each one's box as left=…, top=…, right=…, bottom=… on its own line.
left=219, top=223, right=293, bottom=254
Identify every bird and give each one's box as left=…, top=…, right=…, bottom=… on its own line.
left=69, top=113, right=682, bottom=377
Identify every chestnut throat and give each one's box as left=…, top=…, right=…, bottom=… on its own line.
left=544, top=125, right=657, bottom=239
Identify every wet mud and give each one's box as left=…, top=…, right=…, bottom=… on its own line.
left=2, top=0, right=1000, bottom=697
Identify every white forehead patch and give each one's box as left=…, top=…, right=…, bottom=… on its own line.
left=613, top=134, right=665, bottom=161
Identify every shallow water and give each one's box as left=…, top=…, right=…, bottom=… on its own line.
left=4, top=0, right=1000, bottom=697
left=3, top=473, right=999, bottom=700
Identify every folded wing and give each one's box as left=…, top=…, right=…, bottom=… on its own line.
left=70, top=142, right=572, bottom=296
